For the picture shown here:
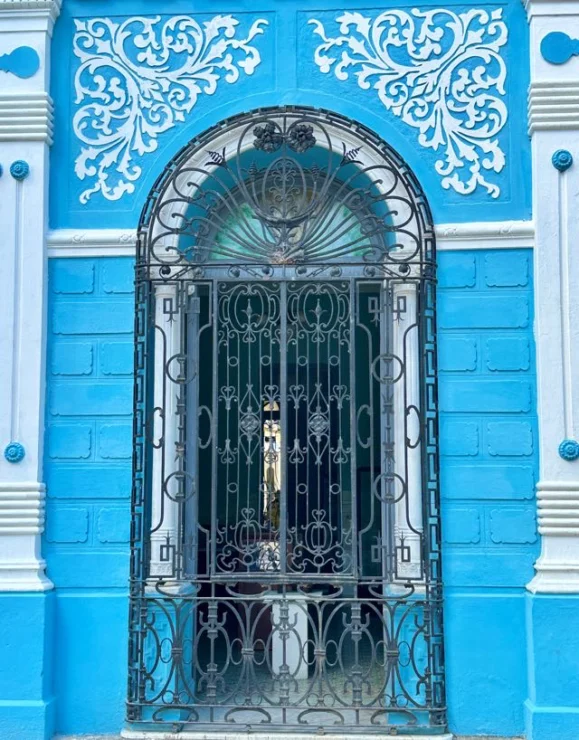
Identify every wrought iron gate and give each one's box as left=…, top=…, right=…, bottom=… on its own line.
left=129, top=107, right=446, bottom=734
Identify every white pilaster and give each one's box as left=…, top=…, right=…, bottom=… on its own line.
left=149, top=282, right=182, bottom=581
left=0, top=0, right=60, bottom=591
left=392, top=283, right=423, bottom=580
left=526, top=0, right=579, bottom=593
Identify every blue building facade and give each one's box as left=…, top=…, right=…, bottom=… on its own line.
left=0, top=2, right=578, bottom=740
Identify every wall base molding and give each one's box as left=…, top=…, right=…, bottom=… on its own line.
left=54, top=730, right=525, bottom=740
left=121, top=733, right=455, bottom=740
left=54, top=734, right=525, bottom=740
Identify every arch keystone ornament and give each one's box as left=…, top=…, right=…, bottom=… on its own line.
left=126, top=106, right=448, bottom=738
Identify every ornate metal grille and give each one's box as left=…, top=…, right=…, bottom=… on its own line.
left=129, top=107, right=446, bottom=734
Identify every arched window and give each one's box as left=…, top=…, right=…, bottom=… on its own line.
left=129, top=107, right=445, bottom=735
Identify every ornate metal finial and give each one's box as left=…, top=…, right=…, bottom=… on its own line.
left=552, top=150, right=573, bottom=173
left=10, top=160, right=30, bottom=180
left=4, top=442, right=25, bottom=464
left=559, top=439, right=579, bottom=462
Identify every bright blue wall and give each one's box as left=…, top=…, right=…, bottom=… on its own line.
left=43, top=2, right=537, bottom=734
left=45, top=259, right=133, bottom=734
left=525, top=594, right=579, bottom=740
left=438, top=250, right=538, bottom=736
left=0, top=593, right=55, bottom=740
left=49, top=0, right=531, bottom=230
left=44, top=249, right=538, bottom=735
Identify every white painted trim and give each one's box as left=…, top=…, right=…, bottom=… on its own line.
left=0, top=0, right=57, bottom=592
left=529, top=83, right=579, bottom=133
left=46, top=221, right=535, bottom=258
left=0, top=93, right=53, bottom=143
left=47, top=228, right=137, bottom=257
left=524, top=0, right=579, bottom=17
left=536, top=481, right=579, bottom=535
left=0, top=481, right=51, bottom=591
left=0, top=0, right=61, bottom=21
left=527, top=0, right=579, bottom=594
left=436, top=220, right=534, bottom=250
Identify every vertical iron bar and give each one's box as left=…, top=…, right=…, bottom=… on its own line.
left=349, top=278, right=358, bottom=577
left=210, top=280, right=219, bottom=575
left=279, top=280, right=288, bottom=575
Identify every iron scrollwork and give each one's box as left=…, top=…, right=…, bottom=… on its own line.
left=130, top=106, right=445, bottom=734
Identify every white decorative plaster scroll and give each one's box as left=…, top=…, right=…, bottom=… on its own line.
left=310, top=9, right=508, bottom=197
left=72, top=15, right=268, bottom=203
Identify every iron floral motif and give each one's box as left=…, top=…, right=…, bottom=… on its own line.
left=72, top=14, right=268, bottom=203
left=253, top=121, right=316, bottom=153
left=253, top=121, right=284, bottom=152
left=310, top=8, right=508, bottom=197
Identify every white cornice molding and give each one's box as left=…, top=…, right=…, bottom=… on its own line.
left=0, top=0, right=61, bottom=16
left=435, top=220, right=534, bottom=250
left=0, top=92, right=53, bottom=143
left=47, top=221, right=535, bottom=258
left=0, top=0, right=62, bottom=34
left=524, top=0, right=579, bottom=18
left=529, top=83, right=579, bottom=133
left=48, top=229, right=138, bottom=257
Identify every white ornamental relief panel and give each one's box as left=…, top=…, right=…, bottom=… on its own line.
left=310, top=8, right=508, bottom=197
left=73, top=15, right=269, bottom=203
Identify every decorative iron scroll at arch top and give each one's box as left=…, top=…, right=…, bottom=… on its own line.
left=138, top=107, right=435, bottom=275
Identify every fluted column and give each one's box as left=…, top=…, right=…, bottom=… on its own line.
left=0, top=0, right=60, bottom=590
left=526, top=0, right=579, bottom=594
